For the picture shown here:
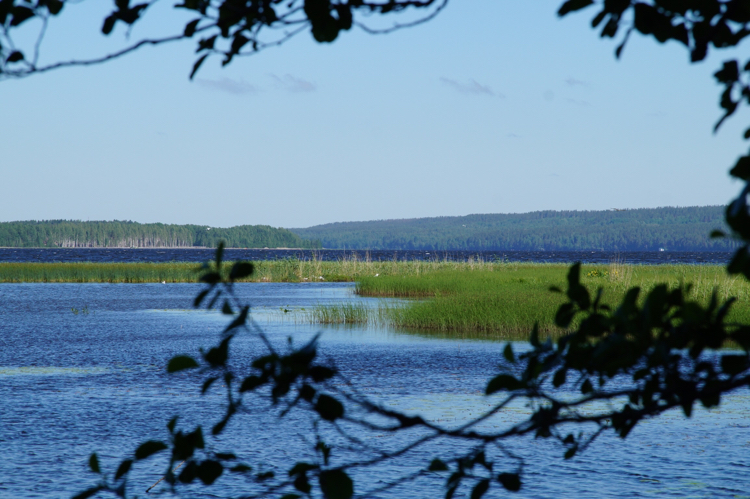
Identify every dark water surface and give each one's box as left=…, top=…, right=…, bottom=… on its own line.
left=1, top=283, right=748, bottom=498
left=0, top=248, right=734, bottom=265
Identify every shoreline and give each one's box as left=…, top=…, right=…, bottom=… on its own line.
left=0, top=260, right=728, bottom=284
left=0, top=246, right=315, bottom=250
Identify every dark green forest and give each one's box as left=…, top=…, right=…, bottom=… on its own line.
left=292, top=206, right=734, bottom=251
left=0, top=220, right=320, bottom=249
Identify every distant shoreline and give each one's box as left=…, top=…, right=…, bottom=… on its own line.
left=0, top=247, right=313, bottom=250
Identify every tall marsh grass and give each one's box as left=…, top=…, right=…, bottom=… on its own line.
left=0, top=253, right=502, bottom=283
left=354, top=263, right=750, bottom=337
left=0, top=262, right=203, bottom=283
left=5, top=258, right=748, bottom=340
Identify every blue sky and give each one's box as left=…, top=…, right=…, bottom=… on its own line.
left=2, top=0, right=747, bottom=228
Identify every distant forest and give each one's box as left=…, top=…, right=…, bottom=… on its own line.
left=291, top=206, right=735, bottom=251
left=0, top=221, right=320, bottom=249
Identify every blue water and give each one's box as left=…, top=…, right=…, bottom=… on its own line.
left=0, top=248, right=734, bottom=265
left=1, top=283, right=748, bottom=498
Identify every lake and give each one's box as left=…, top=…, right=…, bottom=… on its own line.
left=1, top=283, right=748, bottom=498
left=0, top=248, right=735, bottom=265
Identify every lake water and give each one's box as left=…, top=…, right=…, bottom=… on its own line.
left=1, top=283, right=749, bottom=498
left=0, top=248, right=734, bottom=265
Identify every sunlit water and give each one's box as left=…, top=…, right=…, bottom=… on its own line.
left=0, top=248, right=734, bottom=265
left=0, top=283, right=748, bottom=498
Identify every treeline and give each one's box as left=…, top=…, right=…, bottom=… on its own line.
left=291, top=206, right=735, bottom=251
left=0, top=220, right=321, bottom=249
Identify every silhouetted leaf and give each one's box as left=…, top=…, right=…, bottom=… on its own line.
left=184, top=18, right=200, bottom=37
left=230, top=261, right=254, bottom=280
left=204, top=336, right=231, bottom=367
left=315, top=394, right=344, bottom=421
left=197, top=460, right=224, bottom=485
left=102, top=15, right=116, bottom=34
left=10, top=6, right=34, bottom=26
left=319, top=469, right=354, bottom=499
left=497, top=472, right=521, bottom=491
left=309, top=365, right=336, bottom=382
left=178, top=461, right=199, bottom=483
left=88, top=453, right=100, bottom=474
left=194, top=288, right=210, bottom=307
left=167, top=355, right=199, bottom=373
left=471, top=479, right=490, bottom=499
left=300, top=384, right=316, bottom=402
left=190, top=54, right=208, bottom=79
left=46, top=0, right=64, bottom=15
left=174, top=427, right=204, bottom=460
left=115, top=458, right=133, bottom=480
left=558, top=0, right=593, bottom=16
left=429, top=458, right=449, bottom=471
left=6, top=51, right=24, bottom=63
left=135, top=440, right=168, bottom=460
left=503, top=343, right=515, bottom=363
left=553, top=368, right=567, bottom=387
left=222, top=300, right=233, bottom=315
left=202, top=376, right=219, bottom=394
left=581, top=379, right=593, bottom=394
left=240, top=375, right=264, bottom=392
left=721, top=354, right=748, bottom=375
left=225, top=306, right=249, bottom=332
left=486, top=374, right=522, bottom=394
left=714, top=60, right=739, bottom=83
left=200, top=272, right=221, bottom=284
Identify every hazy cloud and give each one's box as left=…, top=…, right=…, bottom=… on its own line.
left=565, top=77, right=588, bottom=87
left=270, top=74, right=316, bottom=92
left=196, top=77, right=259, bottom=95
left=506, top=133, right=521, bottom=138
left=440, top=78, right=501, bottom=97
left=543, top=90, right=555, bottom=102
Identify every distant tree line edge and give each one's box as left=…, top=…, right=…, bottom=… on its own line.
left=0, top=220, right=321, bottom=249
left=1, top=207, right=735, bottom=251
left=290, top=206, right=736, bottom=251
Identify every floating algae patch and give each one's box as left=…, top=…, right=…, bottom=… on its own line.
left=0, top=366, right=108, bottom=376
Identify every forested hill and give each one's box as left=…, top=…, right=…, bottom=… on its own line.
left=291, top=206, right=734, bottom=251
left=0, top=221, right=320, bottom=249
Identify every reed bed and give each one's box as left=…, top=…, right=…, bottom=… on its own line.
left=0, top=262, right=203, bottom=283
left=0, top=253, right=502, bottom=283
left=352, top=263, right=750, bottom=336
left=5, top=258, right=749, bottom=340
left=263, top=302, right=401, bottom=327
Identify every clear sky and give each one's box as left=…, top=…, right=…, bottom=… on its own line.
left=3, top=1, right=747, bottom=228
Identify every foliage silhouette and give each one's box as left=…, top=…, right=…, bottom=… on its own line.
left=2, top=1, right=749, bottom=498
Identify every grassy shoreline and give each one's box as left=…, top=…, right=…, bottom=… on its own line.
left=4, top=259, right=747, bottom=339
left=0, top=256, right=509, bottom=283
left=334, top=261, right=750, bottom=337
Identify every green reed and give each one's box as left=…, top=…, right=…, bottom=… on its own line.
left=0, top=253, right=501, bottom=283
left=0, top=262, right=204, bottom=283
left=353, top=263, right=750, bottom=337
